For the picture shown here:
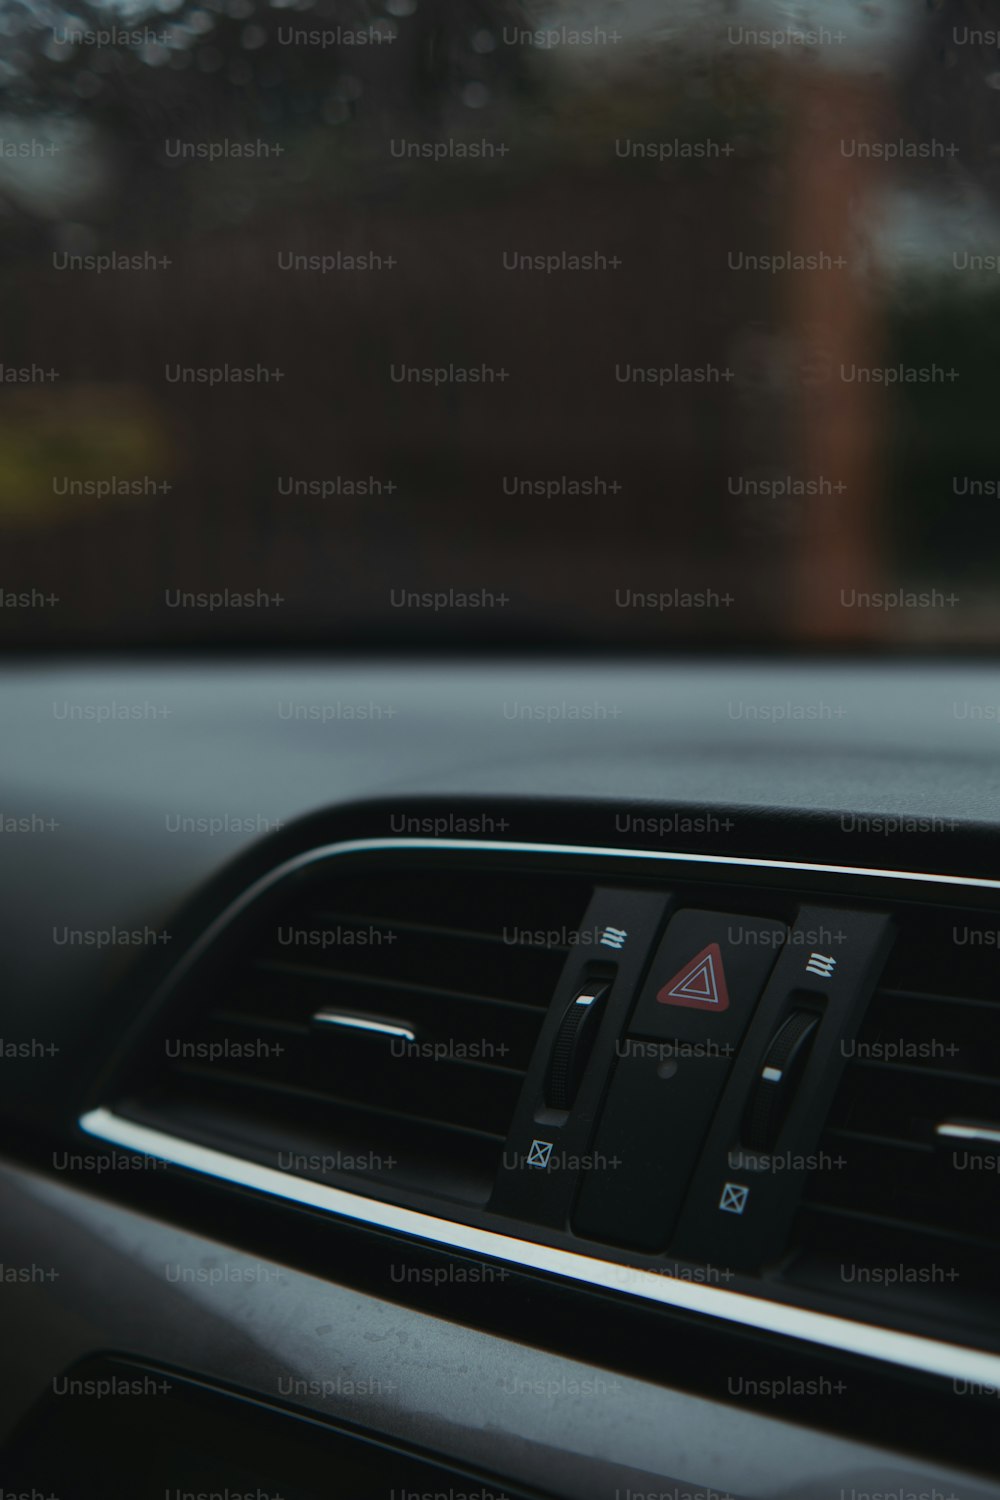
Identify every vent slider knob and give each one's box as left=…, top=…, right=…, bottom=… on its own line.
left=742, top=1009, right=819, bottom=1152
left=546, top=984, right=609, bottom=1111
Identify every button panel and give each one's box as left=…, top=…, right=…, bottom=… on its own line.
left=491, top=877, right=895, bottom=1272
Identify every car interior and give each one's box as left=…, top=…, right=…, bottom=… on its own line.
left=4, top=0, right=1000, bottom=1495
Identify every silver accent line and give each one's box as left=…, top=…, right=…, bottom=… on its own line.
left=936, top=1120, right=1000, bottom=1146
left=313, top=1010, right=416, bottom=1042
left=108, top=834, right=1000, bottom=1008
left=81, top=1103, right=1000, bottom=1387
left=77, top=835, right=1000, bottom=1388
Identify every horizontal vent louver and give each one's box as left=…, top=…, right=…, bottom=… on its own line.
left=792, top=906, right=1000, bottom=1327
left=119, top=864, right=592, bottom=1206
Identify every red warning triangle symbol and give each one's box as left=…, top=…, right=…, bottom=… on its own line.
left=656, top=943, right=730, bottom=1012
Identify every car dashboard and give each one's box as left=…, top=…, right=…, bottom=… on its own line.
left=3, top=655, right=1000, bottom=1499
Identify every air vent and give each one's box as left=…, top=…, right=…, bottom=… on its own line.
left=116, top=861, right=592, bottom=1206
left=791, top=904, right=1000, bottom=1330
left=83, top=840, right=1000, bottom=1379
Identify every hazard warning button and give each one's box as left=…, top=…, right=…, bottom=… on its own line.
left=658, top=943, right=730, bottom=1012
left=629, top=910, right=787, bottom=1046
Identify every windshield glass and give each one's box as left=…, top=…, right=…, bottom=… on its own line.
left=1, top=0, right=996, bottom=648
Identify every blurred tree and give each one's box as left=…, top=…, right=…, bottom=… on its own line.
left=0, top=0, right=534, bottom=235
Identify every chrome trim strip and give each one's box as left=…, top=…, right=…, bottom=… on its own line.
left=78, top=835, right=1000, bottom=1387
left=936, top=1120, right=1000, bottom=1146
left=81, top=1104, right=1000, bottom=1386
left=313, top=1010, right=416, bottom=1042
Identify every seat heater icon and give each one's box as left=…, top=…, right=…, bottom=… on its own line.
left=527, top=1139, right=553, bottom=1169
left=719, top=1182, right=750, bottom=1215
